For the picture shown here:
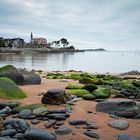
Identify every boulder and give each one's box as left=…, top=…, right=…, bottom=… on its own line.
left=0, top=129, right=17, bottom=137
left=33, top=107, right=48, bottom=116
left=108, top=120, right=129, bottom=130
left=18, top=109, right=32, bottom=119
left=4, top=119, right=29, bottom=133
left=24, top=127, right=56, bottom=140
left=41, top=89, right=69, bottom=105
left=84, top=131, right=99, bottom=139
left=96, top=100, right=139, bottom=118
left=116, top=134, right=140, bottom=140
left=83, top=94, right=95, bottom=100
left=0, top=101, right=20, bottom=110
left=0, top=106, right=12, bottom=115
left=0, top=65, right=24, bottom=85
left=55, top=125, right=72, bottom=135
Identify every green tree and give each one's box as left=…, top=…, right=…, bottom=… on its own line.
left=0, top=37, right=5, bottom=47
left=60, top=38, right=69, bottom=48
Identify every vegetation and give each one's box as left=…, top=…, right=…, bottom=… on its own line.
left=12, top=103, right=46, bottom=113
left=65, top=84, right=84, bottom=89
left=82, top=84, right=98, bottom=92
left=83, top=94, right=95, bottom=100
left=67, top=89, right=90, bottom=97
left=0, top=37, right=5, bottom=47
left=0, top=77, right=26, bottom=99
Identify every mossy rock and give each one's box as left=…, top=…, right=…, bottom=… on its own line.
left=65, top=74, right=82, bottom=80
left=12, top=103, right=46, bottom=113
left=64, top=104, right=73, bottom=110
left=82, top=84, right=98, bottom=92
left=0, top=65, right=24, bottom=85
left=33, top=107, right=48, bottom=116
left=92, top=88, right=111, bottom=99
left=111, top=93, right=127, bottom=98
left=83, top=94, right=95, bottom=100
left=0, top=77, right=26, bottom=99
left=67, top=89, right=90, bottom=97
left=0, top=116, right=3, bottom=131
left=65, top=84, right=83, bottom=89
left=79, top=77, right=95, bottom=84
left=132, top=80, right=140, bottom=87
left=92, top=78, right=104, bottom=85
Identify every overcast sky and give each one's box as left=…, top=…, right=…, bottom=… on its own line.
left=0, top=0, right=140, bottom=51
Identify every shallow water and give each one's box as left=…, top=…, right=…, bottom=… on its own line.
left=0, top=51, right=140, bottom=73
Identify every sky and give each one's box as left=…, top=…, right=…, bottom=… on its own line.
left=0, top=0, right=140, bottom=51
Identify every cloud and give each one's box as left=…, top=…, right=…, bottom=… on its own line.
left=0, top=0, right=140, bottom=50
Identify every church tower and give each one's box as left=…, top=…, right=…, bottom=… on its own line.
left=30, top=32, right=33, bottom=43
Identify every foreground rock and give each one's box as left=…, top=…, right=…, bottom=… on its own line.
left=55, top=125, right=72, bottom=135
left=33, top=107, right=48, bottom=116
left=41, top=89, right=69, bottom=105
left=96, top=100, right=139, bottom=118
left=108, top=120, right=129, bottom=130
left=116, top=134, right=140, bottom=140
left=18, top=109, right=32, bottom=119
left=84, top=131, right=99, bottom=139
left=24, top=127, right=56, bottom=140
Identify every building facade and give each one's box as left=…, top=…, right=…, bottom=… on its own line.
left=4, top=38, right=25, bottom=48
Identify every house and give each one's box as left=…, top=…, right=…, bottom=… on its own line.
left=4, top=38, right=25, bottom=48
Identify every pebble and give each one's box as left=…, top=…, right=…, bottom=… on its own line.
left=55, top=125, right=72, bottom=135
left=18, top=109, right=32, bottom=119
left=69, top=120, right=87, bottom=125
left=84, top=131, right=99, bottom=139
left=44, top=120, right=56, bottom=128
left=31, top=119, right=40, bottom=125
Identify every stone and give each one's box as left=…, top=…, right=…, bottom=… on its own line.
left=0, top=116, right=3, bottom=131
left=33, top=107, right=48, bottom=116
left=69, top=98, right=83, bottom=102
left=0, top=138, right=18, bottom=140
left=0, top=129, right=17, bottom=137
left=116, top=134, right=140, bottom=140
left=4, top=119, right=29, bottom=133
left=24, top=127, right=56, bottom=140
left=83, top=94, right=95, bottom=100
left=18, top=109, right=32, bottom=119
left=84, top=131, right=99, bottom=139
left=44, top=120, right=56, bottom=128
left=96, top=100, right=139, bottom=118
left=48, top=109, right=66, bottom=114
left=31, top=119, right=40, bottom=125
left=108, top=120, right=129, bottom=130
left=41, top=89, right=69, bottom=105
left=13, top=133, right=24, bottom=139
left=55, top=121, right=64, bottom=126
left=55, top=125, right=72, bottom=135
left=0, top=102, right=19, bottom=110
left=109, top=114, right=119, bottom=119
left=0, top=106, right=12, bottom=115
left=83, top=124, right=99, bottom=129
left=47, top=113, right=69, bottom=120
left=69, top=120, right=87, bottom=125
left=0, top=65, right=24, bottom=85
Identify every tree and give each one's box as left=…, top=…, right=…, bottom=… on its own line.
left=60, top=38, right=69, bottom=48
left=0, top=37, right=5, bottom=47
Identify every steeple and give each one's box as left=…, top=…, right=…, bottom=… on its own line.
left=30, top=32, right=33, bottom=42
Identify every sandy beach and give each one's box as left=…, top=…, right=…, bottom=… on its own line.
left=0, top=74, right=140, bottom=140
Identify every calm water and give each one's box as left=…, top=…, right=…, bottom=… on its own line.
left=0, top=51, right=140, bottom=73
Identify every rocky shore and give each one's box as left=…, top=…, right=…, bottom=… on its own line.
left=0, top=65, right=140, bottom=140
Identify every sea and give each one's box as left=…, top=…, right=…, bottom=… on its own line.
left=0, top=51, right=140, bottom=73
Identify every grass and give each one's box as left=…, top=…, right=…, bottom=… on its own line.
left=67, top=89, right=90, bottom=97
left=65, top=84, right=84, bottom=89
left=0, top=77, right=26, bottom=99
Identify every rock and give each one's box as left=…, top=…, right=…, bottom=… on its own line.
left=0, top=116, right=4, bottom=131
left=69, top=120, right=87, bottom=125
left=116, top=134, right=140, bottom=140
left=21, top=70, right=41, bottom=85
left=12, top=104, right=45, bottom=113
left=4, top=119, right=29, bottom=133
left=83, top=124, right=99, bottom=129
left=0, top=65, right=24, bottom=85
left=0, top=129, right=17, bottom=137
left=95, top=99, right=107, bottom=102
left=24, top=127, right=56, bottom=140
left=44, top=120, right=56, bottom=128
left=47, top=114, right=69, bottom=120
left=48, top=109, right=66, bottom=114
left=55, top=125, right=72, bottom=135
left=108, top=120, right=129, bottom=130
left=18, top=109, right=32, bottom=119
left=13, top=133, right=24, bottom=139
left=33, top=107, right=48, bottom=116
left=55, top=121, right=64, bottom=126
left=83, top=94, right=95, bottom=100
left=84, top=131, right=99, bottom=139
left=82, top=84, right=97, bottom=92
left=96, top=100, right=139, bottom=117
left=0, top=138, right=18, bottom=140
left=69, top=98, right=83, bottom=102
left=0, top=101, right=19, bottom=110
left=41, top=89, right=69, bottom=105
left=109, top=114, right=119, bottom=119
left=31, top=119, right=40, bottom=125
